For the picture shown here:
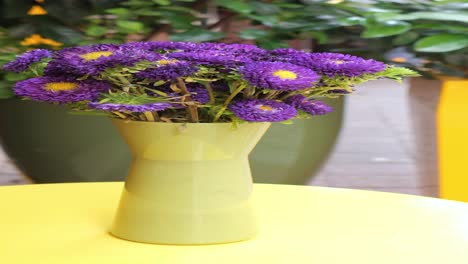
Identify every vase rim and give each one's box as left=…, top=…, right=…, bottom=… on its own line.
left=111, top=118, right=270, bottom=127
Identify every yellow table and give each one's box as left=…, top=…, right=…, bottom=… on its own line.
left=1, top=183, right=468, bottom=264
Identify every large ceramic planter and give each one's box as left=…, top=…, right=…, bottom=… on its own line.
left=110, top=119, right=270, bottom=244
left=0, top=98, right=343, bottom=184
left=0, top=99, right=130, bottom=182
left=408, top=77, right=441, bottom=197
left=409, top=77, right=468, bottom=200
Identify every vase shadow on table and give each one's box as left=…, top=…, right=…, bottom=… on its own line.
left=0, top=98, right=343, bottom=184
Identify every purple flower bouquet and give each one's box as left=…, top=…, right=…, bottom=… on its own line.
left=3, top=42, right=420, bottom=245
left=4, top=41, right=417, bottom=123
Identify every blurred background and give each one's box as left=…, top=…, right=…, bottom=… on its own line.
left=0, top=0, right=467, bottom=198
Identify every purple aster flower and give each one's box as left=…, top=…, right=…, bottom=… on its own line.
left=124, top=41, right=198, bottom=52
left=197, top=42, right=268, bottom=59
left=88, top=102, right=172, bottom=112
left=3, top=49, right=52, bottom=73
left=14, top=76, right=111, bottom=103
left=251, top=48, right=310, bottom=63
left=229, top=99, right=297, bottom=122
left=135, top=59, right=197, bottom=81
left=167, top=50, right=252, bottom=68
left=285, top=94, right=333, bottom=115
left=269, top=48, right=308, bottom=57
left=240, top=61, right=319, bottom=91
left=291, top=52, right=386, bottom=77
left=44, top=44, right=161, bottom=76
left=187, top=83, right=209, bottom=104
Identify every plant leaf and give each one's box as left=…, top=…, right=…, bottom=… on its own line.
left=170, top=29, right=224, bottom=42
left=388, top=12, right=468, bottom=24
left=215, top=0, right=252, bottom=14
left=116, top=20, right=145, bottom=33
left=85, top=25, right=107, bottom=37
left=239, top=29, right=268, bottom=40
left=362, top=21, right=411, bottom=38
left=414, top=34, right=468, bottom=53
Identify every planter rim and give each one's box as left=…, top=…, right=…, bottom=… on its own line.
left=433, top=76, right=467, bottom=81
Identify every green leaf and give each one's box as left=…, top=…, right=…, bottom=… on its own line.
left=412, top=23, right=468, bottom=33
left=106, top=8, right=130, bottom=15
left=246, top=14, right=278, bottom=26
left=251, top=2, right=281, bottom=15
left=215, top=0, right=252, bottom=14
left=414, top=34, right=468, bottom=53
left=257, top=39, right=289, bottom=50
left=393, top=31, right=419, bottom=45
left=0, top=82, right=14, bottom=99
left=239, top=29, right=268, bottom=40
left=4, top=72, right=27, bottom=82
left=116, top=20, right=145, bottom=33
left=170, top=29, right=224, bottom=42
left=337, top=17, right=365, bottom=26
left=85, top=26, right=107, bottom=37
left=388, top=12, right=468, bottom=24
left=0, top=89, right=14, bottom=99
left=301, top=31, right=328, bottom=44
left=152, top=0, right=170, bottom=5
left=362, top=21, right=411, bottom=38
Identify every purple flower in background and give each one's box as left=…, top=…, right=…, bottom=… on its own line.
left=88, top=102, right=172, bottom=112
left=44, top=44, right=161, bottom=76
left=285, top=94, right=333, bottom=115
left=292, top=52, right=386, bottom=77
left=135, top=59, right=197, bottom=81
left=125, top=41, right=198, bottom=52
left=167, top=50, right=251, bottom=67
left=197, top=42, right=268, bottom=59
left=14, top=76, right=110, bottom=103
left=229, top=99, right=297, bottom=122
left=240, top=62, right=319, bottom=91
left=3, top=49, right=52, bottom=73
left=269, top=48, right=308, bottom=57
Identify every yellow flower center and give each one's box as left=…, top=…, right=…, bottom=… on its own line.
left=259, top=105, right=274, bottom=111
left=44, top=82, right=78, bottom=92
left=272, top=70, right=297, bottom=80
left=80, top=51, right=113, bottom=61
left=334, top=60, right=345, bottom=64
left=158, top=59, right=178, bottom=65
left=391, top=57, right=407, bottom=63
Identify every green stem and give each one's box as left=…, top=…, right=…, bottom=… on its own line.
left=116, top=75, right=130, bottom=85
left=213, top=83, right=246, bottom=122
left=204, top=82, right=215, bottom=104
left=279, top=90, right=303, bottom=100
left=176, top=78, right=199, bottom=123
left=143, top=111, right=159, bottom=122
left=264, top=90, right=280, bottom=100
left=112, top=111, right=127, bottom=119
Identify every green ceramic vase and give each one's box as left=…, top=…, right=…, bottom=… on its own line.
left=110, top=119, right=270, bottom=244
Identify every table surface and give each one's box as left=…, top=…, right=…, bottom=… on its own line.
left=1, top=183, right=468, bottom=264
